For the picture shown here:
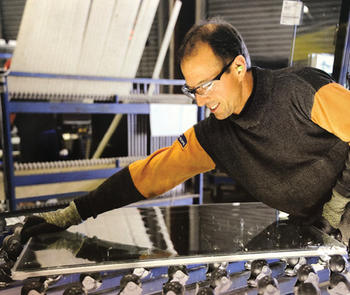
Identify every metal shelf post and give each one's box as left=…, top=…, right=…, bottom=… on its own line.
left=0, top=71, right=16, bottom=210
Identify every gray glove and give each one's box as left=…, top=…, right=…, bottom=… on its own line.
left=37, top=201, right=82, bottom=228
left=21, top=201, right=82, bottom=243
left=322, top=189, right=349, bottom=229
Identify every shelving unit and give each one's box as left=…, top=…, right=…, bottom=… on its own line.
left=0, top=70, right=205, bottom=212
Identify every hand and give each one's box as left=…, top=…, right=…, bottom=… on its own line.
left=310, top=217, right=343, bottom=244
left=322, top=189, right=349, bottom=229
left=20, top=201, right=82, bottom=244
left=20, top=216, right=66, bottom=244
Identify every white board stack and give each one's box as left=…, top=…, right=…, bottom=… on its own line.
left=8, top=0, right=160, bottom=101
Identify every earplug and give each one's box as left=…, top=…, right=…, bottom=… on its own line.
left=237, top=65, right=243, bottom=73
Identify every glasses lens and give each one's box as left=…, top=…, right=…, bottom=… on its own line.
left=196, top=81, right=214, bottom=96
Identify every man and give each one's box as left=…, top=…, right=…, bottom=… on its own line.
left=21, top=19, right=350, bottom=245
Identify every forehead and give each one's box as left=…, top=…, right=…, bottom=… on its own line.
left=180, top=42, right=222, bottom=88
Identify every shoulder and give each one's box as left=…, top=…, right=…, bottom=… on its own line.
left=194, top=114, right=227, bottom=156
left=194, top=114, right=221, bottom=138
left=257, top=67, right=334, bottom=119
left=272, top=66, right=334, bottom=92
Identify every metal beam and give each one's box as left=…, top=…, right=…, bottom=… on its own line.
left=332, top=0, right=350, bottom=86
left=9, top=102, right=150, bottom=114
left=9, top=71, right=185, bottom=85
left=14, top=168, right=121, bottom=186
left=0, top=71, right=15, bottom=210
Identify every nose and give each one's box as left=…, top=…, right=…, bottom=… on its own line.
left=195, top=95, right=209, bottom=107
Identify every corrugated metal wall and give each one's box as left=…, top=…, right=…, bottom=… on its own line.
left=207, top=0, right=341, bottom=67
left=1, top=0, right=342, bottom=74
left=138, top=0, right=170, bottom=78
left=137, top=13, right=160, bottom=78
left=207, top=0, right=294, bottom=63
left=0, top=0, right=25, bottom=41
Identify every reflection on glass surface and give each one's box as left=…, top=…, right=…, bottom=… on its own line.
left=13, top=203, right=346, bottom=278
left=292, top=0, right=342, bottom=71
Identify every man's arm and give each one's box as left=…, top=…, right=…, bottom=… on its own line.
left=21, top=127, right=215, bottom=242
left=75, top=126, right=215, bottom=219
left=310, top=81, right=350, bottom=233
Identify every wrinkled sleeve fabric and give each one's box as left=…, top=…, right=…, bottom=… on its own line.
left=75, top=127, right=215, bottom=220
left=129, top=126, right=215, bottom=198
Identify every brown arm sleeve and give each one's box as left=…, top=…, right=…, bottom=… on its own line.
left=311, top=82, right=350, bottom=143
left=129, top=127, right=216, bottom=198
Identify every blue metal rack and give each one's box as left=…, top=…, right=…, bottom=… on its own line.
left=0, top=71, right=204, bottom=211
left=0, top=53, right=12, bottom=60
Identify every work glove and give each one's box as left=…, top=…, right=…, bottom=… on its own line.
left=323, top=189, right=349, bottom=229
left=21, top=201, right=82, bottom=244
left=321, top=189, right=350, bottom=245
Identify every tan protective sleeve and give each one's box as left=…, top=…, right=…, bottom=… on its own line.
left=311, top=83, right=350, bottom=143
left=129, top=127, right=215, bottom=198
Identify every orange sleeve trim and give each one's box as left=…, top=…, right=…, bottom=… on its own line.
left=311, top=83, right=350, bottom=142
left=129, top=127, right=215, bottom=198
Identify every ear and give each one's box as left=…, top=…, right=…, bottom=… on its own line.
left=233, top=55, right=247, bottom=80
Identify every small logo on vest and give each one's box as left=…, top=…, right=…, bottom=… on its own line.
left=178, top=134, right=187, bottom=148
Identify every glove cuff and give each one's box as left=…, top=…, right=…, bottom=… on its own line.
left=322, top=189, right=350, bottom=228
left=39, top=201, right=82, bottom=229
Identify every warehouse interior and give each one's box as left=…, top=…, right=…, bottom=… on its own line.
left=0, top=0, right=349, bottom=294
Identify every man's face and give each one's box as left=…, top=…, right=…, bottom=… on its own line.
left=181, top=43, right=244, bottom=120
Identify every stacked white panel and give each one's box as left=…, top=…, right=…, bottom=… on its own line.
left=8, top=0, right=159, bottom=100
